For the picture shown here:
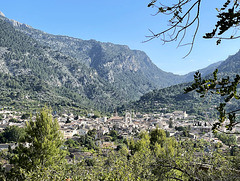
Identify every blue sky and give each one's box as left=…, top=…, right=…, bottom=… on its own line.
left=1, top=0, right=240, bottom=75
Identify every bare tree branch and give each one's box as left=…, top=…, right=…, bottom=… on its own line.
left=145, top=0, right=201, bottom=57
left=146, top=0, right=240, bottom=57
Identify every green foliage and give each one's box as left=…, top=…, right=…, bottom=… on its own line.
left=8, top=107, right=67, bottom=180
left=149, top=128, right=166, bottom=147
left=87, top=129, right=97, bottom=138
left=65, top=117, right=71, bottom=123
left=168, top=119, right=173, bottom=128
left=204, top=0, right=240, bottom=41
left=20, top=113, right=30, bottom=120
left=1, top=126, right=238, bottom=180
left=185, top=69, right=240, bottom=132
left=77, top=134, right=98, bottom=150
left=0, top=126, right=25, bottom=143
left=65, top=138, right=79, bottom=148
left=8, top=118, right=20, bottom=123
left=118, top=81, right=220, bottom=117
left=108, top=130, right=119, bottom=141
left=175, top=126, right=187, bottom=132
left=0, top=18, right=133, bottom=113
left=214, top=132, right=237, bottom=146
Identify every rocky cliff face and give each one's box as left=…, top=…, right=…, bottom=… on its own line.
left=122, top=48, right=240, bottom=113
left=0, top=12, right=226, bottom=110
left=1, top=16, right=189, bottom=99
left=0, top=17, right=127, bottom=111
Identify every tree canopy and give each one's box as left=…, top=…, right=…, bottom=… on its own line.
left=8, top=106, right=66, bottom=180
left=0, top=126, right=25, bottom=143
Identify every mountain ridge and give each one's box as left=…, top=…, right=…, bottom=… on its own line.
left=0, top=12, right=225, bottom=78
left=120, top=49, right=240, bottom=114
left=0, top=12, right=236, bottom=113
left=0, top=18, right=127, bottom=111
left=0, top=14, right=190, bottom=99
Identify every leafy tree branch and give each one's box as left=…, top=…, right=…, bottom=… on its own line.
left=185, top=69, right=240, bottom=133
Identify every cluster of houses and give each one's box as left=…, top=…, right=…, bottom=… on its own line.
left=1, top=109, right=240, bottom=151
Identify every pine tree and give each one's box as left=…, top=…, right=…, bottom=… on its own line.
left=9, top=106, right=67, bottom=180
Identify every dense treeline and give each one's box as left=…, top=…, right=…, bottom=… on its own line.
left=118, top=82, right=220, bottom=117
left=0, top=126, right=25, bottom=143
left=119, top=78, right=240, bottom=122
left=0, top=20, right=44, bottom=55
left=2, top=129, right=239, bottom=180
left=1, top=107, right=240, bottom=180
left=214, top=132, right=237, bottom=146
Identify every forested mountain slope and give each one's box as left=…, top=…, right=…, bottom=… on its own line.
left=217, top=50, right=240, bottom=74
left=183, top=61, right=223, bottom=81
left=0, top=14, right=190, bottom=100
left=120, top=50, right=240, bottom=115
left=1, top=12, right=236, bottom=113
left=0, top=18, right=126, bottom=111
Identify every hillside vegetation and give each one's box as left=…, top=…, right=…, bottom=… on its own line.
left=0, top=18, right=126, bottom=112
left=119, top=50, right=240, bottom=117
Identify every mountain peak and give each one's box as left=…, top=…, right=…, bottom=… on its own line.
left=0, top=11, right=5, bottom=17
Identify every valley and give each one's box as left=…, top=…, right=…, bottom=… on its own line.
left=0, top=10, right=240, bottom=180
